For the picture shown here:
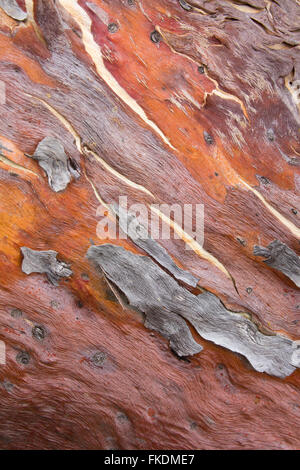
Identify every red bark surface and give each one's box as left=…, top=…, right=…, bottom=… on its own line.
left=0, top=0, right=299, bottom=450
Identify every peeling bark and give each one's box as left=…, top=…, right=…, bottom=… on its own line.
left=87, top=243, right=300, bottom=378
left=113, top=204, right=200, bottom=287
left=28, top=136, right=80, bottom=192
left=21, top=247, right=73, bottom=285
left=254, top=240, right=300, bottom=288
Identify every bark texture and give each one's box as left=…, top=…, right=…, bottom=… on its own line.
left=0, top=0, right=299, bottom=450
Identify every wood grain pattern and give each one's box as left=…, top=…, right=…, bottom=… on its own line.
left=0, top=0, right=299, bottom=450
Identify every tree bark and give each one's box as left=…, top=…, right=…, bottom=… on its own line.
left=0, top=0, right=299, bottom=450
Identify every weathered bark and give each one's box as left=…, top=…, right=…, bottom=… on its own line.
left=0, top=0, right=299, bottom=450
